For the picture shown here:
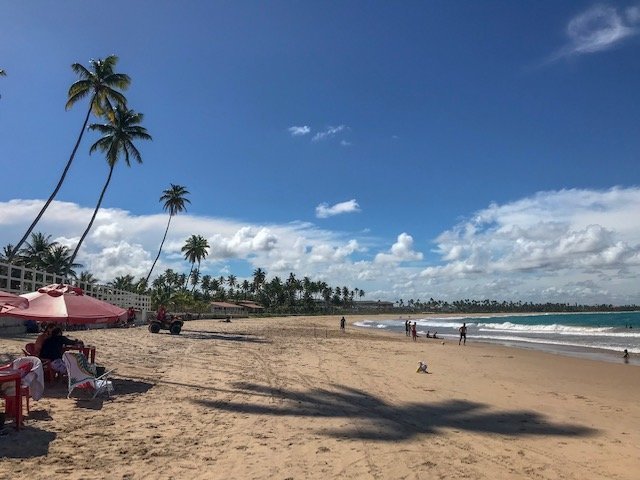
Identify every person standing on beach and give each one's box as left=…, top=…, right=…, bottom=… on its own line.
left=340, top=316, right=346, bottom=332
left=411, top=322, right=417, bottom=341
left=405, top=320, right=410, bottom=337
left=459, top=323, right=467, bottom=345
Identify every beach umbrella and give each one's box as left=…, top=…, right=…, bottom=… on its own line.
left=3, top=284, right=126, bottom=325
left=0, top=290, right=29, bottom=311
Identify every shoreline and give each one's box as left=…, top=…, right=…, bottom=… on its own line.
left=352, top=312, right=639, bottom=366
left=1, top=314, right=639, bottom=479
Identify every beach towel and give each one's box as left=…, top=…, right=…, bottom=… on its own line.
left=7, top=356, right=45, bottom=400
left=63, top=352, right=114, bottom=398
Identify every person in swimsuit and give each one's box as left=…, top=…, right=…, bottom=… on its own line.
left=459, top=323, right=467, bottom=345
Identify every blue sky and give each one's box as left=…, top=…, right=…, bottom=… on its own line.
left=1, top=1, right=640, bottom=304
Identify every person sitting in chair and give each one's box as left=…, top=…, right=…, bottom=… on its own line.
left=33, top=322, right=56, bottom=356
left=40, top=327, right=83, bottom=374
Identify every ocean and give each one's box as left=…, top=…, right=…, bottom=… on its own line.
left=353, top=311, right=640, bottom=365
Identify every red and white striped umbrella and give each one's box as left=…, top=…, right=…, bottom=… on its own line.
left=3, top=284, right=126, bottom=325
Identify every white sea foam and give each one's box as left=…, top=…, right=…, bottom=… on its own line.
left=352, top=321, right=388, bottom=329
left=415, top=320, right=476, bottom=328
left=476, top=322, right=618, bottom=334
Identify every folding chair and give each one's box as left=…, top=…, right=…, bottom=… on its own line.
left=62, top=352, right=115, bottom=399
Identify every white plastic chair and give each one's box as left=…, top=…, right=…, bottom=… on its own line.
left=62, top=352, right=115, bottom=399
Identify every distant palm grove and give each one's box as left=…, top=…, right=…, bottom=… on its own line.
left=1, top=232, right=366, bottom=315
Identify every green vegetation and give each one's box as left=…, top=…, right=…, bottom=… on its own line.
left=145, top=184, right=191, bottom=285
left=11, top=56, right=132, bottom=260
left=67, top=105, right=151, bottom=268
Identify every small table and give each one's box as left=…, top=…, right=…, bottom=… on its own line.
left=0, top=369, right=23, bottom=431
left=63, top=344, right=97, bottom=364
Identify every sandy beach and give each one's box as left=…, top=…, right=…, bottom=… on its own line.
left=1, top=314, right=638, bottom=480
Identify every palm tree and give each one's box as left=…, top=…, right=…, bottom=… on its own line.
left=41, top=245, right=81, bottom=277
left=181, top=235, right=209, bottom=291
left=145, top=184, right=190, bottom=285
left=67, top=106, right=151, bottom=270
left=252, top=268, right=266, bottom=293
left=1, top=244, right=15, bottom=262
left=11, top=56, right=130, bottom=258
left=20, top=232, right=58, bottom=269
left=76, top=271, right=98, bottom=291
left=227, top=274, right=237, bottom=289
left=110, top=274, right=135, bottom=291
left=190, top=267, right=201, bottom=292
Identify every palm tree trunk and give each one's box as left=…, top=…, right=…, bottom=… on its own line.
left=191, top=261, right=201, bottom=293
left=185, top=263, right=194, bottom=290
left=11, top=101, right=94, bottom=259
left=67, top=162, right=115, bottom=273
left=145, top=214, right=173, bottom=285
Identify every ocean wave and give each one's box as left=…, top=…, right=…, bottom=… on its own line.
left=352, top=321, right=388, bottom=329
left=476, top=322, right=617, bottom=334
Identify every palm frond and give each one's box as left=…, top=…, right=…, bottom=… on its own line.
left=103, top=73, right=131, bottom=90
left=70, top=63, right=91, bottom=78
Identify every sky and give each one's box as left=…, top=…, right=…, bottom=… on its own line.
left=1, top=1, right=639, bottom=305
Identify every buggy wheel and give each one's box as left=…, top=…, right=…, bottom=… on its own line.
left=149, top=323, right=161, bottom=333
left=169, top=323, right=182, bottom=335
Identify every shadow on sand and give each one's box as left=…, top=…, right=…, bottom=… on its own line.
left=0, top=425, right=57, bottom=458
left=178, top=329, right=270, bottom=343
left=195, top=382, right=597, bottom=441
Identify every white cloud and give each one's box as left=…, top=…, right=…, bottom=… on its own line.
left=418, top=187, right=640, bottom=303
left=312, top=125, right=348, bottom=142
left=288, top=125, right=311, bottom=136
left=315, top=199, right=361, bottom=218
left=3, top=187, right=640, bottom=304
left=550, top=4, right=640, bottom=61
left=340, top=140, right=352, bottom=147
left=375, top=233, right=424, bottom=264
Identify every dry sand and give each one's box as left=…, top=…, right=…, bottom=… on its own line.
left=1, top=314, right=639, bottom=480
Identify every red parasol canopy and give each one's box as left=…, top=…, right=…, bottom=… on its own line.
left=0, top=290, right=29, bottom=311
left=3, top=284, right=127, bottom=325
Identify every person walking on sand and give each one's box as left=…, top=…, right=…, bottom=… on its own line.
left=411, top=322, right=417, bottom=341
left=623, top=349, right=629, bottom=363
left=405, top=319, right=410, bottom=337
left=459, top=323, right=467, bottom=345
left=340, top=316, right=346, bottom=332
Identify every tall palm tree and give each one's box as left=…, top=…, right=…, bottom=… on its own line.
left=145, top=184, right=190, bottom=285
left=181, top=235, right=209, bottom=291
left=66, top=106, right=151, bottom=271
left=11, top=56, right=130, bottom=259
